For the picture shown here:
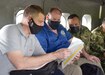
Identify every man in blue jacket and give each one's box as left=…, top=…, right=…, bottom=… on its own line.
left=36, top=7, right=82, bottom=75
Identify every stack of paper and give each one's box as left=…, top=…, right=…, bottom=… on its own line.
left=62, top=37, right=84, bottom=69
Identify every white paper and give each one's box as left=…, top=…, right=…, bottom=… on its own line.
left=62, top=37, right=84, bottom=69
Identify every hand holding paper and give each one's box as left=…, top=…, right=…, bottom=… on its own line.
left=62, top=37, right=84, bottom=69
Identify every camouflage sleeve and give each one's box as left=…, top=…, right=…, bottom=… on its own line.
left=80, top=27, right=91, bottom=52
left=90, top=29, right=104, bottom=57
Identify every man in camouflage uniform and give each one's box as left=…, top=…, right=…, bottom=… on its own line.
left=90, top=18, right=105, bottom=71
left=68, top=14, right=104, bottom=73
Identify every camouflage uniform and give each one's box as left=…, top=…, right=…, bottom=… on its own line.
left=68, top=25, right=105, bottom=72
left=90, top=26, right=105, bottom=58
left=90, top=26, right=105, bottom=71
left=68, top=25, right=91, bottom=53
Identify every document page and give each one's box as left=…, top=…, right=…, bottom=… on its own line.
left=62, top=37, right=84, bottom=69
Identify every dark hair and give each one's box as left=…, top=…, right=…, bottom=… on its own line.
left=23, top=5, right=44, bottom=17
left=102, top=18, right=105, bottom=23
left=68, top=14, right=79, bottom=20
left=49, top=7, right=62, bottom=14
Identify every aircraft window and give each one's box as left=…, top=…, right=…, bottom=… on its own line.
left=60, top=16, right=66, bottom=28
left=16, top=10, right=24, bottom=24
left=82, top=14, right=92, bottom=31
left=16, top=11, right=70, bottom=30
left=60, top=13, right=70, bottom=30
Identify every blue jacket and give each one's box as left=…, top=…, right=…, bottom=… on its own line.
left=36, top=23, right=72, bottom=53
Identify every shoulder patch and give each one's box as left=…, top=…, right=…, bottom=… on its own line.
left=61, top=30, right=66, bottom=36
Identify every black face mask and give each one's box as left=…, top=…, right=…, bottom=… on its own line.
left=69, top=25, right=79, bottom=33
left=48, top=19, right=60, bottom=30
left=28, top=18, right=43, bottom=34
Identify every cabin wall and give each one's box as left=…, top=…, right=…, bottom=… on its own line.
left=44, top=0, right=103, bottom=30
left=0, top=0, right=105, bottom=30
left=102, top=5, right=105, bottom=19
left=92, top=5, right=105, bottom=30
left=0, top=0, right=43, bottom=28
left=0, top=6, right=13, bottom=28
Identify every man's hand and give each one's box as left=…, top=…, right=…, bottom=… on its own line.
left=53, top=48, right=71, bottom=59
left=70, top=51, right=82, bottom=64
left=82, top=49, right=100, bottom=62
left=86, top=55, right=100, bottom=62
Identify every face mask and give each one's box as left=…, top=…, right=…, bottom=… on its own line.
left=69, top=25, right=79, bottom=33
left=28, top=18, right=43, bottom=34
left=48, top=19, right=60, bottom=30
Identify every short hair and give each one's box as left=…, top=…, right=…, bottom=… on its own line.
left=23, top=5, right=44, bottom=17
left=49, top=7, right=62, bottom=14
left=68, top=14, right=79, bottom=20
left=102, top=18, right=105, bottom=23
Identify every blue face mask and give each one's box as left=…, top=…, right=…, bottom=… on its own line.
left=69, top=25, right=79, bottom=33
left=48, top=19, right=60, bottom=30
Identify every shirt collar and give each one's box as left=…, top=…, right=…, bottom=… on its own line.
left=44, top=23, right=51, bottom=31
left=17, top=23, right=34, bottom=38
left=44, top=22, right=61, bottom=32
left=17, top=23, right=26, bottom=36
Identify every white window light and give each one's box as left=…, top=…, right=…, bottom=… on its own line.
left=16, top=10, right=24, bottom=24
left=60, top=16, right=66, bottom=27
left=60, top=13, right=70, bottom=30
left=82, top=14, right=92, bottom=31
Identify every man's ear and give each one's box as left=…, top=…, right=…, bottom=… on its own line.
left=27, top=15, right=33, bottom=22
left=46, top=14, right=49, bottom=20
left=47, top=13, right=52, bottom=19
